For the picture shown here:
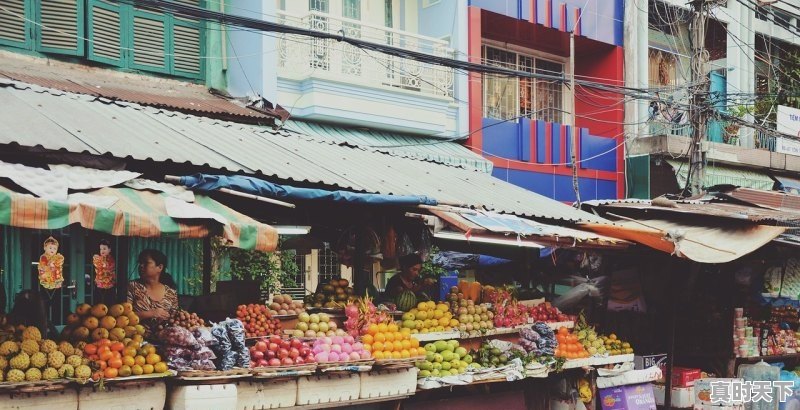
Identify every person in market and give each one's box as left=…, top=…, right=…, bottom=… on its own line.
left=127, top=249, right=179, bottom=334
left=384, top=253, right=436, bottom=301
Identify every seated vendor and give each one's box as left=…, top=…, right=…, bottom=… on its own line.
left=127, top=249, right=178, bottom=334
left=385, top=253, right=429, bottom=300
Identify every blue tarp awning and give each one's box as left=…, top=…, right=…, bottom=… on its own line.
left=179, top=174, right=438, bottom=206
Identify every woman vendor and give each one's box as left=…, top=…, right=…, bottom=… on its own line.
left=384, top=253, right=434, bottom=300
left=127, top=249, right=178, bottom=333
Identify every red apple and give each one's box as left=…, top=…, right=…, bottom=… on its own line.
left=258, top=359, right=268, bottom=367
left=300, top=347, right=310, bottom=357
left=289, top=348, right=300, bottom=359
left=269, top=335, right=282, bottom=345
left=252, top=351, right=264, bottom=361
left=279, top=341, right=290, bottom=350
left=290, top=338, right=302, bottom=349
left=295, top=357, right=305, bottom=365
left=278, top=348, right=289, bottom=359
left=255, top=341, right=268, bottom=353
left=266, top=350, right=276, bottom=360
left=281, top=357, right=294, bottom=366
left=268, top=358, right=281, bottom=366
left=268, top=343, right=279, bottom=352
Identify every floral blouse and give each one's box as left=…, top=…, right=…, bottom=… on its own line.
left=127, top=281, right=178, bottom=333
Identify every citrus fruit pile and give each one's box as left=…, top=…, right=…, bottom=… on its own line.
left=555, top=326, right=589, bottom=359
left=361, top=322, right=424, bottom=361
left=83, top=339, right=167, bottom=379
left=399, top=301, right=459, bottom=334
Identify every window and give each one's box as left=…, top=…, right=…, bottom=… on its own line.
left=309, top=0, right=329, bottom=12
left=483, top=46, right=565, bottom=123
left=649, top=49, right=678, bottom=87
left=317, top=245, right=341, bottom=284
left=0, top=0, right=204, bottom=80
left=343, top=0, right=360, bottom=20
left=384, top=0, right=393, bottom=28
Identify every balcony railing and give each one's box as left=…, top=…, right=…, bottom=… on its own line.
left=276, top=11, right=455, bottom=98
left=649, top=120, right=783, bottom=152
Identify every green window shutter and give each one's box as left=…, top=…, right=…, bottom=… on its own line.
left=131, top=9, right=169, bottom=74
left=36, top=0, right=85, bottom=56
left=0, top=0, right=31, bottom=49
left=87, top=0, right=124, bottom=66
left=172, top=20, right=203, bottom=78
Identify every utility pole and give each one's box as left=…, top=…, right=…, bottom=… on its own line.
left=687, top=0, right=711, bottom=196
left=570, top=31, right=580, bottom=206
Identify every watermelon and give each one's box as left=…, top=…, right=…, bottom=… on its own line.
left=395, top=290, right=417, bottom=312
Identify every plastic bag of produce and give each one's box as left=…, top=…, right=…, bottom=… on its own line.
left=193, top=346, right=216, bottom=361
left=211, top=323, right=236, bottom=370
left=190, top=359, right=216, bottom=371
left=162, top=346, right=195, bottom=360
left=158, top=326, right=201, bottom=349
left=168, top=356, right=194, bottom=371
left=223, top=318, right=250, bottom=368
left=193, top=327, right=217, bottom=347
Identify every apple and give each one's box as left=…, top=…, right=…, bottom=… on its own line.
left=281, top=357, right=294, bottom=366
left=266, top=350, right=277, bottom=360
left=280, top=341, right=290, bottom=350
left=255, top=341, right=268, bottom=352
left=290, top=338, right=303, bottom=349
left=269, top=335, right=282, bottom=345
left=252, top=351, right=264, bottom=361
left=278, top=348, right=289, bottom=359
left=268, top=358, right=281, bottom=366
left=295, top=357, right=305, bottom=365
left=268, top=343, right=279, bottom=352
left=258, top=359, right=269, bottom=367
left=289, top=348, right=300, bottom=359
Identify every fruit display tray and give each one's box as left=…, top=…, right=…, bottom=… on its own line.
left=373, top=357, right=424, bottom=369
left=251, top=363, right=318, bottom=375
left=70, top=371, right=176, bottom=385
left=0, top=379, right=71, bottom=392
left=316, top=359, right=375, bottom=371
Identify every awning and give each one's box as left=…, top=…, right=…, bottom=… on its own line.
left=666, top=160, right=774, bottom=191
left=583, top=219, right=785, bottom=264
left=0, top=79, right=605, bottom=224
left=283, top=120, right=493, bottom=173
left=423, top=209, right=631, bottom=250
left=0, top=185, right=278, bottom=252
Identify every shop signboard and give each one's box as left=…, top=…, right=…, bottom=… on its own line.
left=599, top=383, right=657, bottom=410
left=777, top=106, right=800, bottom=157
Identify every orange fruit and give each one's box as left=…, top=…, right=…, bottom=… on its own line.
left=391, top=351, right=402, bottom=359
left=373, top=351, right=384, bottom=360
left=118, top=365, right=132, bottom=377
left=154, top=362, right=167, bottom=373
left=377, top=323, right=388, bottom=333
left=92, top=370, right=104, bottom=380
left=144, top=345, right=156, bottom=355
left=99, top=350, right=113, bottom=362
left=401, top=340, right=411, bottom=350
left=98, top=361, right=108, bottom=370
left=410, top=338, right=420, bottom=348
left=145, top=353, right=161, bottom=365
left=384, top=332, right=395, bottom=343
left=131, top=364, right=143, bottom=376
left=401, top=350, right=411, bottom=359
left=123, top=347, right=137, bottom=358
left=367, top=324, right=378, bottom=336
left=122, top=356, right=135, bottom=367
left=374, top=333, right=386, bottom=344
left=363, top=344, right=372, bottom=352
left=134, top=355, right=146, bottom=366
left=361, top=334, right=373, bottom=345
left=84, top=344, right=98, bottom=355
left=383, top=342, right=394, bottom=352
left=393, top=341, right=403, bottom=352
left=387, top=323, right=399, bottom=333
left=142, top=364, right=154, bottom=374
left=373, top=342, right=384, bottom=353
left=104, top=367, right=118, bottom=379
left=109, top=358, right=123, bottom=369
left=110, top=342, right=125, bottom=352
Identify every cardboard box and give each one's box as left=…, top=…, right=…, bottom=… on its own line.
left=652, top=384, right=694, bottom=408
left=693, top=378, right=745, bottom=406
left=672, top=367, right=702, bottom=387
left=635, top=354, right=667, bottom=382
left=599, top=383, right=657, bottom=410
left=596, top=366, right=663, bottom=389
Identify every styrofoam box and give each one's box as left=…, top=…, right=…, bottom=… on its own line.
left=79, top=381, right=166, bottom=410
left=297, top=373, right=360, bottom=406
left=359, top=368, right=418, bottom=399
left=236, top=379, right=297, bottom=409
left=653, top=384, right=694, bottom=408
left=0, top=389, right=78, bottom=410
left=168, top=383, right=237, bottom=410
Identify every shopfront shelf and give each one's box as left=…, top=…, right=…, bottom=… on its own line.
left=411, top=322, right=574, bottom=343
left=563, top=354, right=635, bottom=369
left=735, top=353, right=800, bottom=363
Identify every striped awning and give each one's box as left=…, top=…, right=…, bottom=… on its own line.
left=0, top=186, right=277, bottom=252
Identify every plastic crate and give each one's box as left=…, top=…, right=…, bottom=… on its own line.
left=78, top=381, right=166, bottom=410
left=236, top=379, right=297, bottom=409
left=168, top=383, right=237, bottom=410
left=296, top=373, right=360, bottom=406
left=359, top=368, right=418, bottom=399
left=1, top=388, right=78, bottom=410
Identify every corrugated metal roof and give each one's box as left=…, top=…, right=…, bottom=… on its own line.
left=283, top=121, right=493, bottom=173
left=0, top=53, right=275, bottom=123
left=666, top=159, right=775, bottom=191
left=584, top=198, right=800, bottom=225
left=715, top=188, right=800, bottom=213
left=0, top=80, right=605, bottom=224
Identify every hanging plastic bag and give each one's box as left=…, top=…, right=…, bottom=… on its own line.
left=396, top=231, right=414, bottom=258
